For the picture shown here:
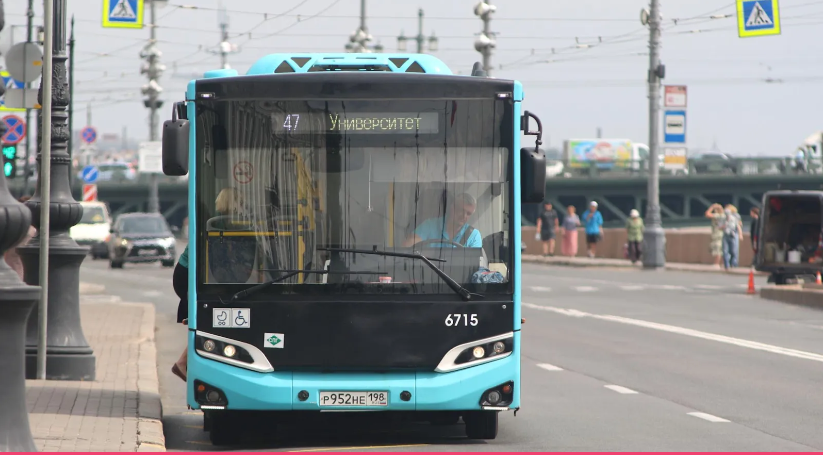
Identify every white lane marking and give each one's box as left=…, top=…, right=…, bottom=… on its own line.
left=604, top=385, right=638, bottom=394
left=143, top=290, right=163, bottom=297
left=536, top=363, right=564, bottom=371
left=523, top=302, right=823, bottom=363
left=695, top=284, right=722, bottom=290
left=687, top=412, right=730, bottom=423
left=620, top=285, right=645, bottom=291
left=654, top=285, right=687, bottom=291
left=530, top=286, right=552, bottom=292
left=574, top=286, right=598, bottom=292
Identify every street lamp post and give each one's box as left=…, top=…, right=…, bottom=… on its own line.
left=18, top=0, right=96, bottom=381
left=473, top=0, right=496, bottom=76
left=345, top=0, right=383, bottom=53
left=396, top=9, right=438, bottom=54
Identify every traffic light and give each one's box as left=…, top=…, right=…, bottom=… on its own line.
left=3, top=144, right=17, bottom=179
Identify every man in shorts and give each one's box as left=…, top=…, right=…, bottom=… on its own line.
left=535, top=201, right=559, bottom=256
left=582, top=201, right=604, bottom=258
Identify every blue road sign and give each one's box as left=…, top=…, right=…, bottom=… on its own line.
left=737, top=0, right=781, bottom=38
left=102, top=0, right=144, bottom=29
left=82, top=165, right=99, bottom=184
left=664, top=110, right=686, bottom=144
left=80, top=126, right=97, bottom=144
left=0, top=71, right=25, bottom=112
left=1, top=115, right=26, bottom=145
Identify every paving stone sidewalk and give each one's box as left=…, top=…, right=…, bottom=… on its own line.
left=26, top=289, right=165, bottom=452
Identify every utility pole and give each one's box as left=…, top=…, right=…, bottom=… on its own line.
left=67, top=15, right=74, bottom=188
left=346, top=0, right=383, bottom=53
left=22, top=0, right=34, bottom=195
left=473, top=0, right=496, bottom=76
left=140, top=0, right=164, bottom=213
left=642, top=0, right=666, bottom=269
left=207, top=0, right=238, bottom=69
left=396, top=9, right=438, bottom=54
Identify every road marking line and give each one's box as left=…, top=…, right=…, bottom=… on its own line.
left=604, top=385, right=638, bottom=394
left=523, top=302, right=823, bottom=363
left=536, top=363, right=563, bottom=371
left=574, top=286, right=598, bottom=292
left=687, top=412, right=730, bottom=423
left=530, top=286, right=552, bottom=292
left=620, top=285, right=645, bottom=291
left=654, top=285, right=687, bottom=290
left=288, top=444, right=429, bottom=452
left=695, top=284, right=722, bottom=290
left=142, top=290, right=163, bottom=297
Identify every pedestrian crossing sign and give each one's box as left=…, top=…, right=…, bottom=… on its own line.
left=737, top=0, right=780, bottom=38
left=102, top=0, right=144, bottom=29
left=0, top=71, right=25, bottom=112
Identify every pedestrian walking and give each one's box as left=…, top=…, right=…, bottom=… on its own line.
left=582, top=201, right=604, bottom=258
left=749, top=206, right=760, bottom=263
left=535, top=201, right=559, bottom=256
left=705, top=203, right=725, bottom=268
left=561, top=205, right=580, bottom=257
left=3, top=196, right=35, bottom=281
left=721, top=204, right=743, bottom=270
left=626, top=209, right=644, bottom=264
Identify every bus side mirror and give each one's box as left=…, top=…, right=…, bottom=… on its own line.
left=162, top=101, right=190, bottom=176
left=520, top=111, right=546, bottom=203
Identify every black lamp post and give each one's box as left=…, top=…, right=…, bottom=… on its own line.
left=18, top=0, right=95, bottom=381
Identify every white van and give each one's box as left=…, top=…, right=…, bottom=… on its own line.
left=69, top=201, right=112, bottom=259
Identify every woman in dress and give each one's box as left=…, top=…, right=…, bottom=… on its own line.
left=561, top=205, right=580, bottom=257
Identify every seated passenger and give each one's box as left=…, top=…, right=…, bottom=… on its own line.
left=403, top=193, right=482, bottom=248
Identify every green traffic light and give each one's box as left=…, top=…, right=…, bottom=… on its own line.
left=2, top=146, right=15, bottom=159
left=3, top=161, right=12, bottom=177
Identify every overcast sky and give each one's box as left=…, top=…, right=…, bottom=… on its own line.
left=2, top=0, right=820, bottom=156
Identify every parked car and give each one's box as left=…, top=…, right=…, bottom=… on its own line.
left=690, top=152, right=737, bottom=174
left=69, top=201, right=112, bottom=259
left=108, top=213, right=176, bottom=268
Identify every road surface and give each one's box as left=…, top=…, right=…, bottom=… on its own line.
left=80, top=252, right=823, bottom=451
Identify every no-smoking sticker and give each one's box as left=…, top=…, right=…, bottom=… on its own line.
left=233, top=161, right=253, bottom=184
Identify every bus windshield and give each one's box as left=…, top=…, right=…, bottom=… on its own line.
left=195, top=98, right=514, bottom=296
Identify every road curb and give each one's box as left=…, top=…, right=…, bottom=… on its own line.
left=760, top=285, right=823, bottom=311
left=79, top=282, right=105, bottom=295
left=125, top=301, right=167, bottom=452
left=523, top=255, right=767, bottom=276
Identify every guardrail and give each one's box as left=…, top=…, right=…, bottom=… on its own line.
left=549, top=157, right=816, bottom=179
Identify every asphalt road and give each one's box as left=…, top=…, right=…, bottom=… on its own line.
left=80, top=251, right=823, bottom=451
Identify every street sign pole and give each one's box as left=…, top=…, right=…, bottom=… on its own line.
left=36, top=0, right=55, bottom=382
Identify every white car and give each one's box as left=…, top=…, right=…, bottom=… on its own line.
left=69, top=201, right=112, bottom=259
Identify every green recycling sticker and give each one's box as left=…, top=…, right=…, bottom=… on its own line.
left=264, top=333, right=284, bottom=349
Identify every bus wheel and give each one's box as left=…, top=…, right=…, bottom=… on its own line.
left=464, top=411, right=498, bottom=439
left=209, top=412, right=242, bottom=446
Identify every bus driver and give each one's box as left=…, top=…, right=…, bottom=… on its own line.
left=402, top=192, right=483, bottom=248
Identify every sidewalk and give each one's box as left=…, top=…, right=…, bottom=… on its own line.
left=523, top=254, right=767, bottom=276
left=25, top=284, right=165, bottom=452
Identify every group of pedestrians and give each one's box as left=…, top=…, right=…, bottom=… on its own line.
left=705, top=203, right=756, bottom=270
left=538, top=200, right=637, bottom=259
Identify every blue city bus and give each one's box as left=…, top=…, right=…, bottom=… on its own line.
left=161, top=53, right=546, bottom=445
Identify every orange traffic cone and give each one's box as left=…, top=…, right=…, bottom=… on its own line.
left=816, top=271, right=822, bottom=285
left=747, top=267, right=756, bottom=295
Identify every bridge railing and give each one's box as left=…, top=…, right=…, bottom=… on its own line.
left=549, top=156, right=814, bottom=179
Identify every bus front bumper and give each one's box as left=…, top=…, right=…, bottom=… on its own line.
left=186, top=331, right=521, bottom=412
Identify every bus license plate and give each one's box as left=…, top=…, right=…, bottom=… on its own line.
left=319, top=391, right=388, bottom=407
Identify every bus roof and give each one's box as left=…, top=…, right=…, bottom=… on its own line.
left=246, top=53, right=453, bottom=75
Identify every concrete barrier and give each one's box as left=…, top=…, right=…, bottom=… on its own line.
left=523, top=226, right=754, bottom=266
left=760, top=285, right=823, bottom=310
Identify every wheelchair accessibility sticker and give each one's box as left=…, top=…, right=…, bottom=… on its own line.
left=212, top=308, right=251, bottom=328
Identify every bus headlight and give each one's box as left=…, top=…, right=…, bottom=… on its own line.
left=493, top=341, right=505, bottom=354
left=223, top=345, right=236, bottom=357
left=435, top=333, right=515, bottom=373
left=203, top=340, right=216, bottom=352
left=472, top=346, right=485, bottom=359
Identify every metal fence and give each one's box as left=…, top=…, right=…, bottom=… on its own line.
left=547, top=157, right=814, bottom=179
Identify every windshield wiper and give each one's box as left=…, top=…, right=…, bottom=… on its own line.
left=318, top=247, right=473, bottom=301
left=229, top=269, right=387, bottom=302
